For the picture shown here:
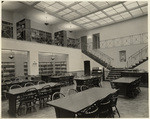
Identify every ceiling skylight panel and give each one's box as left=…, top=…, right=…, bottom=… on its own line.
left=97, top=20, right=107, bottom=25
left=89, top=15, right=99, bottom=20
left=141, top=6, right=148, bottom=13
left=103, top=7, right=117, bottom=15
left=103, top=18, right=113, bottom=23
left=79, top=2, right=90, bottom=7
left=57, top=11, right=66, bottom=16
left=71, top=4, right=83, bottom=10
left=137, top=1, right=148, bottom=6
left=113, top=4, right=126, bottom=13
left=62, top=9, right=72, bottom=14
left=44, top=2, right=55, bottom=6
left=124, top=2, right=138, bottom=10
left=95, top=11, right=106, bottom=18
left=78, top=8, right=89, bottom=14
left=130, top=8, right=143, bottom=16
left=46, top=6, right=58, bottom=12
left=93, top=2, right=109, bottom=9
left=51, top=3, right=64, bottom=9
left=111, top=14, right=123, bottom=21
left=120, top=12, right=132, bottom=19
left=62, top=2, right=75, bottom=6
left=35, top=2, right=50, bottom=8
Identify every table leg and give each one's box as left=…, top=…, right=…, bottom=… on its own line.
left=55, top=107, right=75, bottom=118
left=8, top=94, right=17, bottom=117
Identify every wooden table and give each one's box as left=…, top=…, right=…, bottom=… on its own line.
left=111, top=77, right=139, bottom=96
left=121, top=71, right=148, bottom=87
left=47, top=87, right=116, bottom=118
left=41, top=75, right=74, bottom=86
left=74, top=76, right=102, bottom=91
left=6, top=82, right=61, bottom=117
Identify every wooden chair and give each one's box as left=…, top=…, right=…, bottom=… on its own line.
left=52, top=92, right=65, bottom=100
left=24, top=82, right=34, bottom=87
left=37, top=81, right=46, bottom=85
left=10, top=84, right=22, bottom=90
left=17, top=88, right=38, bottom=115
left=38, top=85, right=52, bottom=108
left=76, top=103, right=99, bottom=118
left=80, top=85, right=88, bottom=91
left=67, top=89, right=78, bottom=95
left=96, top=95, right=114, bottom=118
left=110, top=91, right=120, bottom=117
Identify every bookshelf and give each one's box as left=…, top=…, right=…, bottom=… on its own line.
left=67, top=38, right=80, bottom=48
left=54, top=30, right=67, bottom=46
left=39, top=62, right=54, bottom=75
left=31, top=29, right=52, bottom=44
left=24, top=62, right=28, bottom=76
left=2, top=21, right=13, bottom=38
left=2, top=62, right=15, bottom=79
left=55, top=61, right=67, bottom=74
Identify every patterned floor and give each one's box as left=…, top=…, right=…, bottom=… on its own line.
left=1, top=81, right=149, bottom=118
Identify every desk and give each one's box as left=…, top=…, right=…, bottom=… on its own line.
left=7, top=82, right=61, bottom=117
left=47, top=87, right=116, bottom=118
left=74, top=76, right=102, bottom=91
left=121, top=71, right=148, bottom=87
left=112, top=77, right=139, bottom=96
left=41, top=75, right=74, bottom=86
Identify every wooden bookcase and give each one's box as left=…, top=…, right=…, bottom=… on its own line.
left=16, top=19, right=31, bottom=41
left=2, top=21, right=13, bottom=38
left=31, top=29, right=52, bottom=44
left=55, top=61, right=67, bottom=74
left=67, top=38, right=80, bottom=48
left=2, top=62, right=15, bottom=79
left=39, top=62, right=54, bottom=75
left=54, top=30, right=67, bottom=46
left=24, top=62, right=28, bottom=76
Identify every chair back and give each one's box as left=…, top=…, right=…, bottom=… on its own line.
left=3, top=79, right=12, bottom=84
left=80, top=85, right=88, bottom=91
left=67, top=89, right=78, bottom=95
left=52, top=92, right=65, bottom=100
left=110, top=91, right=119, bottom=107
left=38, top=81, right=46, bottom=85
left=96, top=94, right=113, bottom=118
left=21, top=88, right=38, bottom=102
left=24, top=82, right=34, bottom=87
left=10, top=84, right=22, bottom=90
left=40, top=85, right=52, bottom=96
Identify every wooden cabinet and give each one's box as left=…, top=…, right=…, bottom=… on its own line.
left=2, top=62, right=15, bottom=79
left=31, top=29, right=52, bottom=44
left=2, top=21, right=13, bottom=38
left=54, top=30, right=67, bottom=46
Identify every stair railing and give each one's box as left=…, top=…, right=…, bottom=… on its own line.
left=85, top=42, right=114, bottom=66
left=127, top=45, right=148, bottom=68
left=100, top=32, right=148, bottom=49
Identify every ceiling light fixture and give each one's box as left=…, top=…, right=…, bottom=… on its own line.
left=9, top=50, right=14, bottom=59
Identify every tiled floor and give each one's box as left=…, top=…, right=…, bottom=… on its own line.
left=1, top=81, right=149, bottom=118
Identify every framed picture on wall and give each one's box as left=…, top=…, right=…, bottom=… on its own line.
left=119, top=50, right=126, bottom=62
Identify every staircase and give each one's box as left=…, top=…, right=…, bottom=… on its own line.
left=127, top=45, right=148, bottom=69
left=82, top=50, right=115, bottom=70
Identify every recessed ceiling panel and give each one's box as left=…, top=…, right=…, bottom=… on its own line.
left=130, top=8, right=143, bottom=17
left=104, top=7, right=117, bottom=15
left=141, top=6, right=148, bottom=13
left=111, top=14, right=123, bottom=21
left=113, top=4, right=126, bottom=13
left=124, top=2, right=138, bottom=10
left=120, top=12, right=132, bottom=19
left=92, top=2, right=109, bottom=9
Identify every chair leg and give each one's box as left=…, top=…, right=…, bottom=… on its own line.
left=115, top=106, right=120, bottom=118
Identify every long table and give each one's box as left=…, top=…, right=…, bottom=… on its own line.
left=41, top=75, right=74, bottom=86
left=47, top=87, right=116, bottom=118
left=121, top=71, right=148, bottom=87
left=111, top=77, right=139, bottom=96
left=6, top=82, right=61, bottom=117
left=74, top=76, right=102, bottom=91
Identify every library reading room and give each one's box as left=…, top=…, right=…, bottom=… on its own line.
left=1, top=1, right=149, bottom=118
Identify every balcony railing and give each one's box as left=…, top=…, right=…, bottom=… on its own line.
left=127, top=45, right=148, bottom=68
left=99, top=32, right=148, bottom=49
left=85, top=42, right=114, bottom=66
